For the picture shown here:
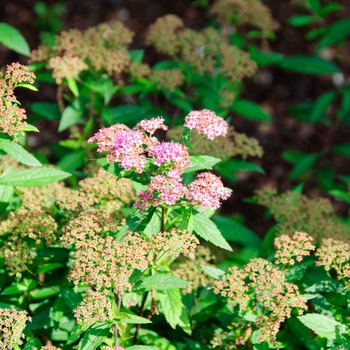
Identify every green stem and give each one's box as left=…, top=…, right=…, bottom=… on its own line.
left=133, top=291, right=149, bottom=345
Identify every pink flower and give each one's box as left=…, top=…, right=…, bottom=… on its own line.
left=109, top=130, right=147, bottom=173
left=184, top=109, right=228, bottom=140
left=187, top=172, right=231, bottom=209
left=136, top=117, right=168, bottom=134
left=87, top=124, right=130, bottom=152
left=150, top=175, right=188, bottom=205
left=147, top=141, right=191, bottom=168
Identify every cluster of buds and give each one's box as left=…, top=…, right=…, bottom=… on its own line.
left=88, top=109, right=231, bottom=211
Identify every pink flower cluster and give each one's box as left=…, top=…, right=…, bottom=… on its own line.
left=187, top=172, right=231, bottom=209
left=184, top=109, right=228, bottom=140
left=110, top=130, right=147, bottom=173
left=136, top=116, right=168, bottom=135
left=135, top=172, right=231, bottom=210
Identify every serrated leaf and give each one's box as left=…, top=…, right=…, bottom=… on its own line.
left=0, top=167, right=71, bottom=187
left=117, top=207, right=156, bottom=240
left=115, top=310, right=152, bottom=324
left=277, top=55, right=340, bottom=74
left=133, top=274, right=190, bottom=292
left=78, top=322, right=111, bottom=350
left=19, top=124, right=39, bottom=132
left=190, top=212, right=232, bottom=251
left=67, top=322, right=95, bottom=345
left=298, top=314, right=347, bottom=340
left=231, top=99, right=272, bottom=122
left=0, top=23, right=30, bottom=55
left=201, top=265, right=225, bottom=279
left=0, top=139, right=41, bottom=166
left=158, top=289, right=182, bottom=329
left=178, top=306, right=192, bottom=335
left=184, top=155, right=221, bottom=173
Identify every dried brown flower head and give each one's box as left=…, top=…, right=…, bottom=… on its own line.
left=31, top=22, right=134, bottom=80
left=54, top=168, right=135, bottom=214
left=167, top=125, right=263, bottom=160
left=146, top=15, right=257, bottom=81
left=212, top=258, right=307, bottom=343
left=48, top=55, right=88, bottom=84
left=149, top=68, right=184, bottom=91
left=129, top=62, right=151, bottom=80
left=315, top=238, right=350, bottom=285
left=209, top=0, right=279, bottom=38
left=1, top=206, right=58, bottom=275
left=0, top=63, right=35, bottom=140
left=146, top=14, right=184, bottom=56
left=254, top=187, right=350, bottom=243
left=0, top=308, right=31, bottom=349
left=274, top=231, right=315, bottom=266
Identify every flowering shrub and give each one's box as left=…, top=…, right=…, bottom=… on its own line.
left=0, top=1, right=350, bottom=348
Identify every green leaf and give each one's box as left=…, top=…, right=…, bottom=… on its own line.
left=115, top=310, right=152, bottom=324
left=277, top=55, right=340, bottom=74
left=158, top=289, right=182, bottom=329
left=58, top=99, right=85, bottom=132
left=332, top=143, right=350, bottom=157
left=289, top=153, right=319, bottom=180
left=338, top=85, right=350, bottom=122
left=298, top=314, right=347, bottom=340
left=317, top=18, right=350, bottom=51
left=248, top=46, right=284, bottom=66
left=117, top=207, right=156, bottom=240
left=36, top=263, right=64, bottom=274
left=78, top=322, right=111, bottom=350
left=288, top=15, right=315, bottom=27
left=0, top=139, right=41, bottom=166
left=201, top=265, right=225, bottom=279
left=0, top=23, right=30, bottom=55
left=178, top=306, right=192, bottom=335
left=127, top=347, right=159, bottom=350
left=310, top=90, right=336, bottom=123
left=171, top=97, right=193, bottom=113
left=102, top=105, right=157, bottom=126
left=282, top=150, right=304, bottom=163
left=17, top=83, right=38, bottom=91
left=231, top=99, right=273, bottom=122
left=0, top=167, right=71, bottom=187
left=29, top=287, right=59, bottom=299
left=182, top=127, right=191, bottom=149
left=67, top=322, right=94, bottom=345
left=61, top=287, right=83, bottom=310
left=133, top=274, right=190, bottom=292
left=212, top=215, right=261, bottom=248
left=67, top=78, right=79, bottom=97
left=216, top=159, right=265, bottom=182
left=19, top=124, right=39, bottom=132
left=184, top=155, right=221, bottom=173
left=30, top=102, right=61, bottom=121
left=329, top=189, right=350, bottom=203
left=129, top=49, right=145, bottom=64
left=0, top=183, right=14, bottom=203
left=190, top=212, right=232, bottom=251
left=56, top=150, right=85, bottom=172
